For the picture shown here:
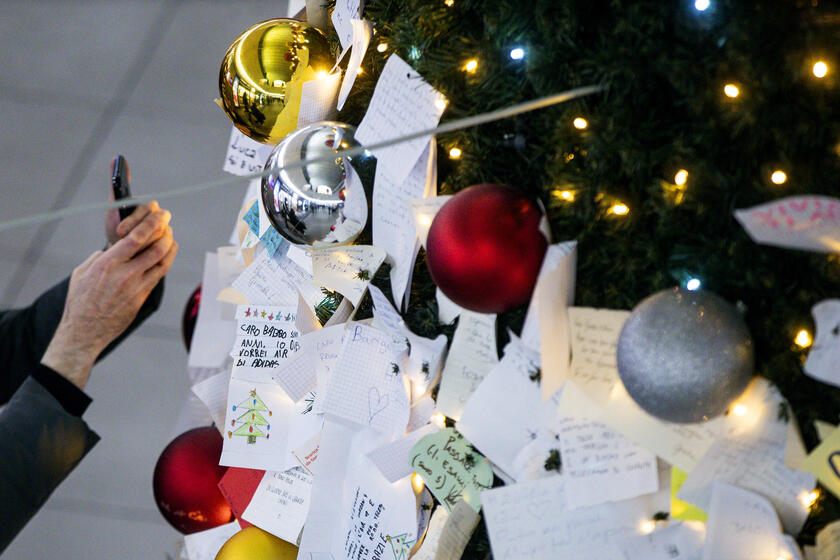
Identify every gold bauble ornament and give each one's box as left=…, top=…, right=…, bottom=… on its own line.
left=214, top=526, right=298, bottom=560
left=219, top=19, right=335, bottom=144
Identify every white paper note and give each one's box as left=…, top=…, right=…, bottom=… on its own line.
left=805, top=300, right=840, bottom=387
left=356, top=55, right=446, bottom=184
left=223, top=126, right=274, bottom=177
left=557, top=415, right=659, bottom=509
left=367, top=424, right=439, bottom=482
left=734, top=195, right=840, bottom=253
left=433, top=500, right=480, bottom=560
left=298, top=72, right=341, bottom=127
left=481, top=476, right=668, bottom=560
left=219, top=377, right=295, bottom=471
left=191, top=369, right=231, bottom=435
left=241, top=467, right=313, bottom=543
left=230, top=305, right=299, bottom=383
left=407, top=396, right=436, bottom=432
left=188, top=251, right=238, bottom=370
left=337, top=19, right=373, bottom=110
left=615, top=521, right=705, bottom=560
left=458, top=337, right=542, bottom=477
left=183, top=521, right=240, bottom=560
left=529, top=241, right=577, bottom=399
left=231, top=250, right=323, bottom=308
left=330, top=0, right=362, bottom=49
left=816, top=519, right=840, bottom=560
left=311, top=245, right=387, bottom=307
left=411, top=506, right=448, bottom=560
left=374, top=141, right=436, bottom=307
left=568, top=307, right=631, bottom=406
left=702, top=482, right=789, bottom=560
left=435, top=311, right=498, bottom=421
left=410, top=196, right=452, bottom=249
left=321, top=324, right=411, bottom=435
left=311, top=324, right=348, bottom=414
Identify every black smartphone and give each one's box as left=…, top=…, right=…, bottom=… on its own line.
left=111, top=155, right=135, bottom=220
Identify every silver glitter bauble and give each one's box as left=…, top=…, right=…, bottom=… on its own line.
left=261, top=121, right=369, bottom=246
left=616, top=288, right=754, bottom=423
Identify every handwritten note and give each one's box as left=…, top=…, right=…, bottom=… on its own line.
left=230, top=305, right=299, bottom=383
left=338, top=20, right=373, bottom=111
left=242, top=200, right=290, bottom=257
left=805, top=300, right=840, bottom=387
left=435, top=311, right=498, bottom=421
left=356, top=55, right=446, bottom=184
left=407, top=396, right=435, bottom=432
left=321, top=324, right=410, bottom=435
left=803, top=419, right=840, bottom=502
left=734, top=195, right=840, bottom=253
left=231, top=249, right=323, bottom=308
left=183, top=521, right=240, bottom=560
left=702, top=482, right=789, bottom=560
left=679, top=380, right=815, bottom=534
left=241, top=467, right=313, bottom=543
left=557, top=415, right=659, bottom=509
left=220, top=377, right=295, bottom=471
left=311, top=245, right=387, bottom=307
left=458, top=338, right=542, bottom=477
left=223, top=127, right=274, bottom=177
left=373, top=141, right=436, bottom=307
left=367, top=424, right=438, bottom=483
left=298, top=73, right=341, bottom=127
left=273, top=325, right=342, bottom=402
left=481, top=475, right=668, bottom=560
left=568, top=307, right=631, bottom=405
left=409, top=428, right=493, bottom=512
left=311, top=324, right=347, bottom=414
left=331, top=0, right=362, bottom=49
left=615, top=521, right=705, bottom=560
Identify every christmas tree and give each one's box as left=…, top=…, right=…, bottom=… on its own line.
left=330, top=0, right=840, bottom=548
left=229, top=389, right=272, bottom=445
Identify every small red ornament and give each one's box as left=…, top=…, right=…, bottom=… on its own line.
left=153, top=426, right=234, bottom=534
left=426, top=184, right=548, bottom=314
left=181, top=284, right=202, bottom=352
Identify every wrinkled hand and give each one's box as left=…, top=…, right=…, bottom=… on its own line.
left=42, top=202, right=178, bottom=389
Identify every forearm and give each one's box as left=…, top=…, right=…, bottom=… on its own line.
left=0, top=377, right=99, bottom=553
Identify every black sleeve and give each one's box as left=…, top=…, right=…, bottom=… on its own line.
left=0, top=377, right=100, bottom=554
left=0, top=277, right=164, bottom=406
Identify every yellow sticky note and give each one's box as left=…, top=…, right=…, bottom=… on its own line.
left=671, top=467, right=707, bottom=522
left=802, top=423, right=840, bottom=500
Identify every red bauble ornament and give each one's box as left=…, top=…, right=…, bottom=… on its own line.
left=152, top=426, right=233, bottom=534
left=181, top=284, right=202, bottom=352
left=426, top=184, right=548, bottom=314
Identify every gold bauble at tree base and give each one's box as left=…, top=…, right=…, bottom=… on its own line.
left=214, top=526, right=298, bottom=560
left=219, top=18, right=335, bottom=144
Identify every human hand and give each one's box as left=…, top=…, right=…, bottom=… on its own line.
left=42, top=202, right=178, bottom=389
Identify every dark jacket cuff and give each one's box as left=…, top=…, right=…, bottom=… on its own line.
left=30, top=364, right=92, bottom=417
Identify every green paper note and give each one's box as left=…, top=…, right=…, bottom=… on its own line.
left=409, top=427, right=493, bottom=512
left=671, top=467, right=708, bottom=522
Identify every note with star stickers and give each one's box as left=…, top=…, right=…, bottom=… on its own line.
left=805, top=300, right=840, bottom=388
left=230, top=305, right=300, bottom=384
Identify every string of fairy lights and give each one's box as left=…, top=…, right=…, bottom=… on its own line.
left=361, top=3, right=834, bottom=548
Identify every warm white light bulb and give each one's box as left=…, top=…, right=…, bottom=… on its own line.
left=695, top=0, right=710, bottom=11
left=686, top=278, right=701, bottom=291
left=573, top=117, right=588, bottom=130
left=771, top=170, right=787, bottom=185
left=611, top=203, right=629, bottom=216
left=640, top=521, right=656, bottom=534
left=510, top=47, right=525, bottom=60
left=795, top=330, right=813, bottom=348
left=431, top=412, right=447, bottom=428
left=377, top=43, right=388, bottom=53
left=449, top=147, right=462, bottom=159
left=733, top=404, right=748, bottom=417
left=813, top=61, right=829, bottom=78
left=674, top=169, right=688, bottom=185
left=724, top=84, right=739, bottom=98
left=464, top=59, right=479, bottom=73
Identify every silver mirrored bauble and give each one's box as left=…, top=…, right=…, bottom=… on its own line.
left=261, top=121, right=369, bottom=246
left=616, top=288, right=754, bottom=423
